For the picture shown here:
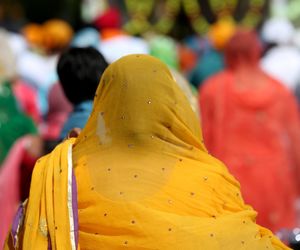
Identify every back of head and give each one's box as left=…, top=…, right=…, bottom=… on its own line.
left=74, top=55, right=205, bottom=160
left=224, top=29, right=262, bottom=70
left=57, top=47, right=108, bottom=105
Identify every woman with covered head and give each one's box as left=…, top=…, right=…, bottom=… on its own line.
left=5, top=55, right=288, bottom=249
left=200, top=29, right=300, bottom=233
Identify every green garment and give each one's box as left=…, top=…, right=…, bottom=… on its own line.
left=0, top=81, right=37, bottom=165
left=149, top=35, right=179, bottom=70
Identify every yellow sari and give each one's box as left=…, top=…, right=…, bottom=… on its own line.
left=5, top=55, right=289, bottom=249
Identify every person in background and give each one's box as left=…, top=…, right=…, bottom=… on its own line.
left=57, top=47, right=108, bottom=140
left=0, top=29, right=38, bottom=165
left=200, top=29, right=300, bottom=233
left=71, top=27, right=100, bottom=49
left=261, top=17, right=300, bottom=92
left=189, top=18, right=235, bottom=89
left=148, top=34, right=180, bottom=70
left=40, top=83, right=72, bottom=143
left=19, top=20, right=74, bottom=117
left=177, top=44, right=198, bottom=77
left=0, top=82, right=37, bottom=165
left=93, top=6, right=121, bottom=32
left=96, top=8, right=149, bottom=64
left=4, top=54, right=289, bottom=249
left=12, top=78, right=40, bottom=124
left=0, top=29, right=40, bottom=124
left=0, top=30, right=43, bottom=247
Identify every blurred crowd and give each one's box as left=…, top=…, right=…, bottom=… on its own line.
left=2, top=2, right=300, bottom=249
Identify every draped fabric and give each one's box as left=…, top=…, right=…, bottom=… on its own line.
left=4, top=138, right=78, bottom=250
left=200, top=30, right=300, bottom=232
left=72, top=54, right=287, bottom=249
left=5, top=54, right=289, bottom=249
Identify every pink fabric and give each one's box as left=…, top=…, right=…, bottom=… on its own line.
left=40, top=83, right=72, bottom=140
left=0, top=137, right=27, bottom=248
left=13, top=80, right=41, bottom=124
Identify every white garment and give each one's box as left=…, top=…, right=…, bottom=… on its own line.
left=17, top=50, right=59, bottom=115
left=17, top=50, right=58, bottom=89
left=99, top=35, right=149, bottom=63
left=6, top=32, right=27, bottom=59
left=261, top=17, right=295, bottom=44
left=261, top=46, right=300, bottom=90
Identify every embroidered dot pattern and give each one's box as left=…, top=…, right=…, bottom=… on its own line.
left=84, top=58, right=265, bottom=248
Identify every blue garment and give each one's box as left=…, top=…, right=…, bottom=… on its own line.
left=71, top=27, right=100, bottom=49
left=60, top=100, right=93, bottom=140
left=189, top=49, right=224, bottom=88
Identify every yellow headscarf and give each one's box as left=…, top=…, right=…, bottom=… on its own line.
left=73, top=55, right=288, bottom=249
left=5, top=55, right=289, bottom=249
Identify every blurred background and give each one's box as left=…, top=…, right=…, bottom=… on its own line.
left=2, top=0, right=300, bottom=248
left=0, top=0, right=270, bottom=36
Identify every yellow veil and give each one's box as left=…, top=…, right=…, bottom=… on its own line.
left=5, top=55, right=289, bottom=249
left=72, top=55, right=288, bottom=249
